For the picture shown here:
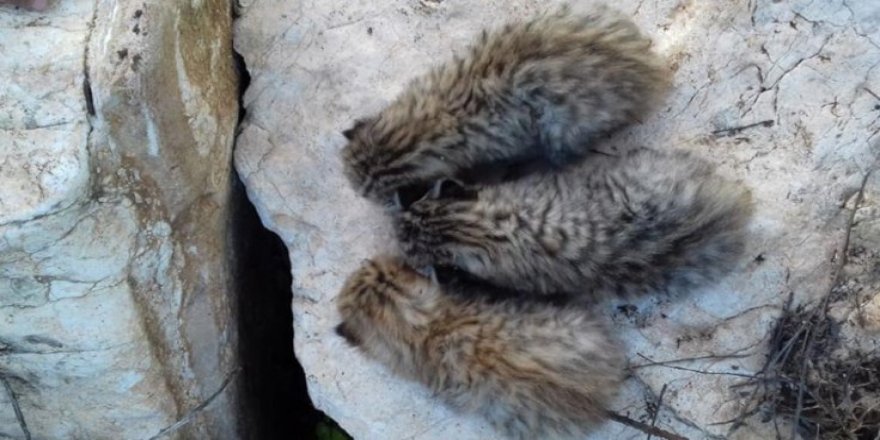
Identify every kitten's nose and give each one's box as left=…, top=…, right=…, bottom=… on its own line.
left=335, top=322, right=360, bottom=346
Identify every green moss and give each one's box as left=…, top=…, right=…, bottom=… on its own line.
left=315, top=418, right=352, bottom=440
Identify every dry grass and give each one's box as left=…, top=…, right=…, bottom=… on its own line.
left=730, top=294, right=880, bottom=440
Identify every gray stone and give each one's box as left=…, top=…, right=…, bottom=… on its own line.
left=829, top=170, right=880, bottom=352
left=1, top=0, right=241, bottom=438
left=233, top=0, right=880, bottom=439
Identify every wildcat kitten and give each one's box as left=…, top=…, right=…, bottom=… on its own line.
left=395, top=148, right=753, bottom=297
left=341, top=5, right=669, bottom=205
left=335, top=256, right=623, bottom=439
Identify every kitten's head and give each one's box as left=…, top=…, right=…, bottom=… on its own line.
left=395, top=183, right=480, bottom=268
left=340, top=112, right=458, bottom=206
left=335, top=257, right=435, bottom=363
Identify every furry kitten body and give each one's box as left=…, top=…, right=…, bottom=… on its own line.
left=396, top=148, right=753, bottom=297
left=335, top=257, right=623, bottom=439
left=342, top=6, right=668, bottom=204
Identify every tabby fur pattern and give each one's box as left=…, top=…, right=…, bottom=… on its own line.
left=341, top=5, right=669, bottom=205
left=335, top=256, right=623, bottom=439
left=395, top=148, right=752, bottom=298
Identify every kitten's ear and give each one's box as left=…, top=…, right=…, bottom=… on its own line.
left=342, top=119, right=368, bottom=140
left=439, top=179, right=470, bottom=199
left=390, top=191, right=403, bottom=211
left=341, top=126, right=358, bottom=140
left=427, top=179, right=444, bottom=199
left=426, top=266, right=439, bottom=285
left=397, top=182, right=434, bottom=209
left=425, top=179, right=471, bottom=200
left=414, top=265, right=439, bottom=285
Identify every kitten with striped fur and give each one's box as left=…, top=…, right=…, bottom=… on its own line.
left=395, top=148, right=752, bottom=298
left=335, top=256, right=623, bottom=439
left=341, top=5, right=669, bottom=206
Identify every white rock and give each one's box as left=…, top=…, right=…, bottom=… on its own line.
left=234, top=0, right=880, bottom=438
left=831, top=170, right=880, bottom=351
left=861, top=292, right=880, bottom=332
left=0, top=0, right=91, bottom=226
left=1, top=0, right=242, bottom=438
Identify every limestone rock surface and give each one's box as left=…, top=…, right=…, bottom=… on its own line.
left=234, top=0, right=880, bottom=438
left=1, top=0, right=241, bottom=438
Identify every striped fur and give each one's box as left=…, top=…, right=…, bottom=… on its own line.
left=336, top=257, right=623, bottom=439
left=341, top=5, right=669, bottom=205
left=395, top=148, right=753, bottom=298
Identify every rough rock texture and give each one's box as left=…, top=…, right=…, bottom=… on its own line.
left=233, top=0, right=880, bottom=438
left=829, top=169, right=880, bottom=348
left=1, top=0, right=240, bottom=438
